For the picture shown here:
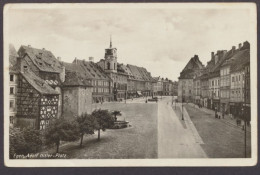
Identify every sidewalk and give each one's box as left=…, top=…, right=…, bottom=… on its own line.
left=187, top=103, right=251, bottom=133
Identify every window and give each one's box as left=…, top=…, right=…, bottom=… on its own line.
left=232, top=77, right=234, bottom=82
left=10, top=116, right=14, bottom=124
left=10, top=100, right=15, bottom=109
left=28, top=107, right=33, bottom=113
left=29, top=93, right=33, bottom=98
left=10, top=87, right=14, bottom=94
left=10, top=74, right=14, bottom=82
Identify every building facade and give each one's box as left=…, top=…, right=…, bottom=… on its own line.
left=9, top=44, right=19, bottom=127
left=178, top=55, right=204, bottom=102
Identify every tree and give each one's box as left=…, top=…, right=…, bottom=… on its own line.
left=23, top=127, right=43, bottom=153
left=76, top=113, right=98, bottom=147
left=111, top=110, right=122, bottom=122
left=9, top=127, right=43, bottom=159
left=45, top=118, right=80, bottom=153
left=92, top=109, right=114, bottom=141
left=9, top=127, right=27, bottom=159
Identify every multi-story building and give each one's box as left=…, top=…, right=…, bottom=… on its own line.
left=15, top=45, right=63, bottom=129
left=200, top=73, right=209, bottom=108
left=178, top=55, right=204, bottom=102
left=152, top=77, right=163, bottom=96
left=97, top=39, right=128, bottom=101
left=126, top=64, right=154, bottom=97
left=17, top=45, right=64, bottom=118
left=207, top=50, right=227, bottom=111
left=171, top=81, right=178, bottom=96
left=208, top=73, right=220, bottom=110
left=244, top=61, right=250, bottom=121
left=220, top=41, right=250, bottom=115
left=9, top=44, right=19, bottom=127
left=162, top=78, right=171, bottom=96
left=61, top=64, right=93, bottom=118
left=193, top=75, right=201, bottom=105
left=69, top=59, right=113, bottom=103
left=229, top=42, right=250, bottom=118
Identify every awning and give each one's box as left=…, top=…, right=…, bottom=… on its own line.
left=137, top=91, right=142, bottom=95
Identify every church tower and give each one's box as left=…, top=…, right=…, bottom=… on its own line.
left=104, top=36, right=117, bottom=73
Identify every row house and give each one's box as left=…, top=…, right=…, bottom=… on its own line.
left=152, top=76, right=163, bottom=96
left=208, top=72, right=220, bottom=111
left=200, top=73, right=209, bottom=108
left=229, top=45, right=250, bottom=118
left=178, top=55, right=204, bottom=102
left=126, top=64, right=154, bottom=97
left=219, top=42, right=250, bottom=115
left=162, top=78, right=170, bottom=96
left=193, top=74, right=201, bottom=104
left=71, top=59, right=113, bottom=103
left=207, top=50, right=228, bottom=111
left=244, top=61, right=250, bottom=121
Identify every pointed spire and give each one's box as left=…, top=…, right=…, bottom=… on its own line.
left=110, top=35, right=112, bottom=48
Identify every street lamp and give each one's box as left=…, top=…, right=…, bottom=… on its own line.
left=125, top=84, right=127, bottom=104
left=241, top=106, right=247, bottom=158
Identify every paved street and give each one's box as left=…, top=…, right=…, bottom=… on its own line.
left=184, top=104, right=251, bottom=158
left=158, top=97, right=207, bottom=158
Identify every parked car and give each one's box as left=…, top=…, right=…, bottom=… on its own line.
left=148, top=98, right=158, bottom=102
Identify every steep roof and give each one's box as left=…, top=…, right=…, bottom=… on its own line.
left=21, top=70, right=59, bottom=95
left=230, top=49, right=250, bottom=73
left=18, top=45, right=63, bottom=73
left=62, top=71, right=92, bottom=87
left=75, top=59, right=111, bottom=80
left=61, top=59, right=111, bottom=86
left=9, top=44, right=19, bottom=73
left=179, top=55, right=204, bottom=79
left=126, top=64, right=154, bottom=82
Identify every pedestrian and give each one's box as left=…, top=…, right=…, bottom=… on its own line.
left=222, top=112, right=224, bottom=119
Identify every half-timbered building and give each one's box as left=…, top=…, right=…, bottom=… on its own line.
left=16, top=70, right=59, bottom=130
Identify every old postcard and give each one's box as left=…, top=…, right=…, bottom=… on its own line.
left=3, top=3, right=257, bottom=167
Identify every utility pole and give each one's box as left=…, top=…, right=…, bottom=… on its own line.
left=243, top=72, right=247, bottom=158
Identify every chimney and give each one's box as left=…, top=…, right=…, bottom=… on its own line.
left=42, top=48, right=45, bottom=50
left=232, top=46, right=236, bottom=53
left=238, top=43, right=242, bottom=49
left=214, top=55, right=219, bottom=65
left=211, top=52, right=214, bottom=60
left=243, top=41, right=250, bottom=49
left=75, top=57, right=77, bottom=64
left=28, top=45, right=31, bottom=47
left=89, top=57, right=94, bottom=62
left=57, top=57, right=61, bottom=61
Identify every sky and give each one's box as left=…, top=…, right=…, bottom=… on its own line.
left=5, top=4, right=252, bottom=81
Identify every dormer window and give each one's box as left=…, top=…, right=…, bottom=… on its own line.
left=39, top=62, right=43, bottom=66
left=39, top=52, right=43, bottom=56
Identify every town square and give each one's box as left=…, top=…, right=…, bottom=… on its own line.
left=5, top=3, right=255, bottom=162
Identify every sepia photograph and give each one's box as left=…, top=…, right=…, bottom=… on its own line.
left=3, top=3, right=257, bottom=167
